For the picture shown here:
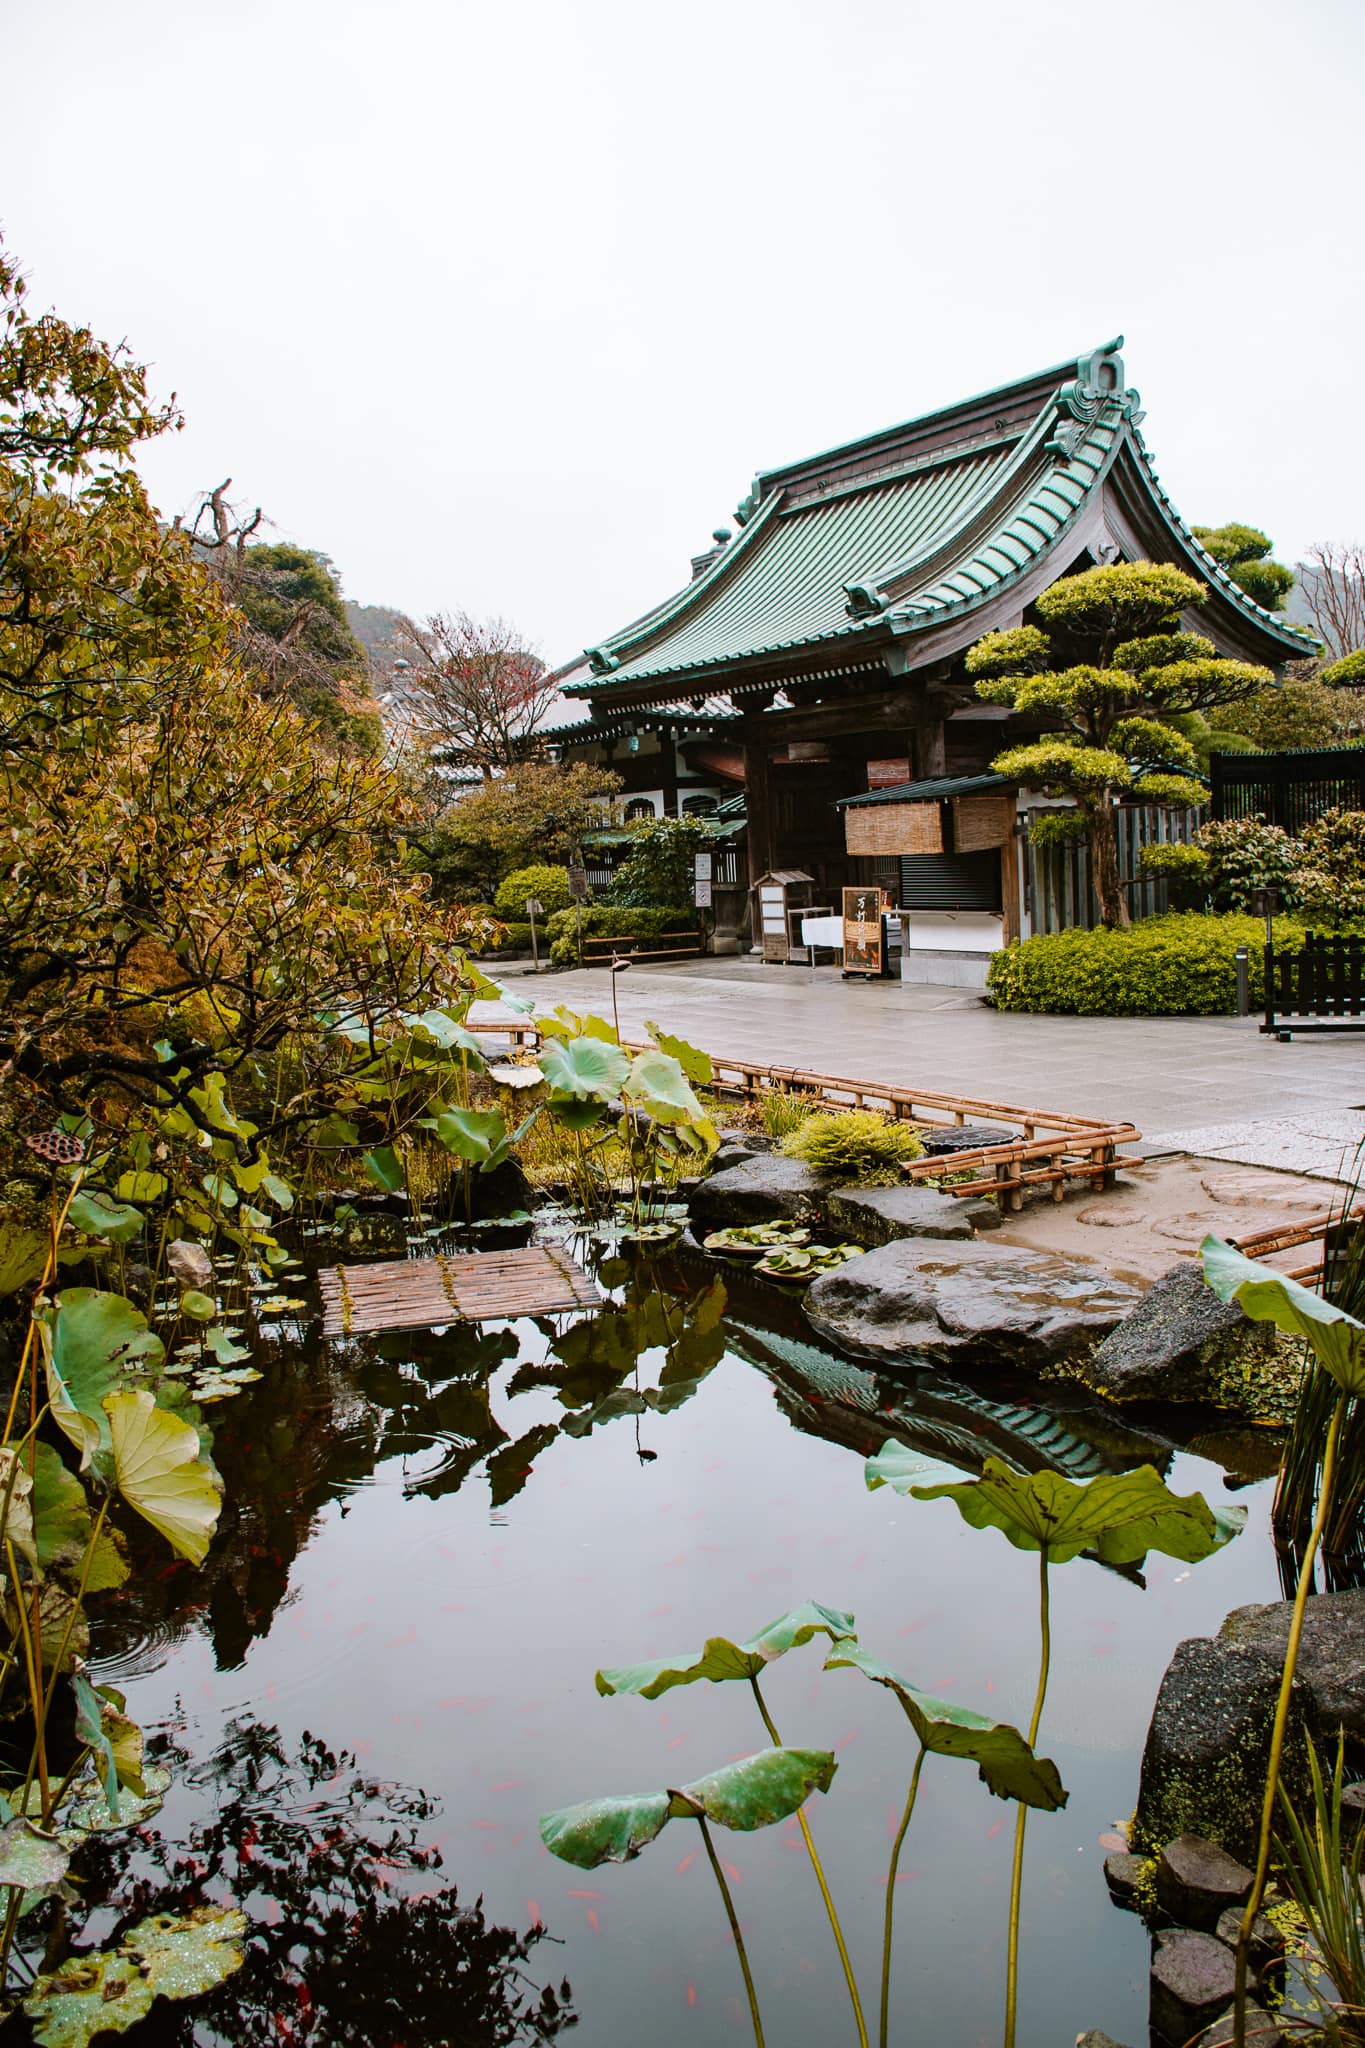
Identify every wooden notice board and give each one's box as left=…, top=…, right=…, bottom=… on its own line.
left=841, top=885, right=883, bottom=978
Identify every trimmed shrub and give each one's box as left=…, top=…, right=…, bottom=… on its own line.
left=781, top=1110, right=924, bottom=1185
left=987, top=913, right=1361, bottom=1016
left=1194, top=817, right=1300, bottom=911
left=494, top=864, right=573, bottom=920
left=544, top=905, right=695, bottom=966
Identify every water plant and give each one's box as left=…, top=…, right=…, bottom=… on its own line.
left=1201, top=1233, right=1365, bottom=2048
left=1274, top=1738, right=1365, bottom=2044
left=824, top=1644, right=1067, bottom=2048
left=753, top=1242, right=863, bottom=1282
left=595, top=1602, right=869, bottom=2045
left=541, top=1746, right=838, bottom=2047
left=867, top=1445, right=1245, bottom=2048
left=702, top=1222, right=812, bottom=1257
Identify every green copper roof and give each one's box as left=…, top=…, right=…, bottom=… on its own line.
left=568, top=341, right=1313, bottom=698
left=838, top=773, right=1012, bottom=810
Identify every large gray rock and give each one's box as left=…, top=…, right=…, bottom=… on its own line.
left=1213, top=1907, right=1284, bottom=1973
left=690, top=1156, right=829, bottom=1230
left=1085, top=1263, right=1275, bottom=1406
left=824, top=1183, right=986, bottom=1247
left=1155, top=1835, right=1252, bottom=1930
left=1192, top=2004, right=1285, bottom=2048
left=803, top=1237, right=1139, bottom=1368
left=1134, top=1590, right=1365, bottom=1860
left=1150, top=1932, right=1244, bottom=2045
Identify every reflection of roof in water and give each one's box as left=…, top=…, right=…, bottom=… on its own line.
left=724, top=1317, right=1169, bottom=1483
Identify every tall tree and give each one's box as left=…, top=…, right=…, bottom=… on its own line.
left=421, top=761, right=621, bottom=901
left=1190, top=522, right=1296, bottom=613
left=399, top=610, right=556, bottom=776
left=967, top=563, right=1272, bottom=927
left=1298, top=541, right=1365, bottom=660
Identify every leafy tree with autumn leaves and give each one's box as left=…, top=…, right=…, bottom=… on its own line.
left=967, top=563, right=1273, bottom=927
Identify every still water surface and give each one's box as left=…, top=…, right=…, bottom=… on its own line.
left=81, top=1244, right=1280, bottom=2046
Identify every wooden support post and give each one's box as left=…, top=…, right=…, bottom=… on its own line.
left=743, top=717, right=774, bottom=879
left=661, top=721, right=679, bottom=818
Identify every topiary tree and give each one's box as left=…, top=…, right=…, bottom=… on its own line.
left=967, top=563, right=1273, bottom=926
left=493, top=863, right=573, bottom=919
left=1191, top=522, right=1297, bottom=614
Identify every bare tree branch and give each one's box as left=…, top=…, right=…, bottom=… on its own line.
left=399, top=609, right=555, bottom=776
left=1301, top=541, right=1365, bottom=658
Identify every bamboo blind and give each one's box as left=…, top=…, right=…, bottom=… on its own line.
left=952, top=791, right=1016, bottom=853
left=845, top=801, right=943, bottom=857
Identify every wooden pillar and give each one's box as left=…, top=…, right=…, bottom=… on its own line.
left=743, top=717, right=773, bottom=879
left=1001, top=829, right=1022, bottom=945
left=911, top=713, right=946, bottom=780
left=659, top=722, right=679, bottom=817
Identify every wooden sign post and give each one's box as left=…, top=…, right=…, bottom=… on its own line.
left=841, top=885, right=883, bottom=980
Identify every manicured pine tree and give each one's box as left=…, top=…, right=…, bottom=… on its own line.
left=966, top=562, right=1273, bottom=926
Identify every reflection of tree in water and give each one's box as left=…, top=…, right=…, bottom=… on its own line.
left=93, top=1271, right=729, bottom=1680
left=63, top=1717, right=576, bottom=2046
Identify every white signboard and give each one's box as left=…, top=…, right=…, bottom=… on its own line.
left=693, top=852, right=713, bottom=881
left=694, top=879, right=713, bottom=908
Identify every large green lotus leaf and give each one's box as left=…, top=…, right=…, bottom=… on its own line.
left=44, top=1291, right=165, bottom=1458
left=104, top=1391, right=223, bottom=1565
left=23, top=1904, right=246, bottom=2046
left=399, top=1008, right=486, bottom=1058
left=113, top=1171, right=167, bottom=1205
left=539, top=1035, right=631, bottom=1101
left=622, top=1050, right=706, bottom=1127
left=887, top=1450, right=1245, bottom=1567
left=596, top=1600, right=857, bottom=1699
left=671, top=1747, right=836, bottom=1830
left=540, top=1790, right=672, bottom=1868
left=30, top=1441, right=95, bottom=1576
left=824, top=1646, right=1067, bottom=1809
left=466, top=965, right=537, bottom=1015
left=0, top=1223, right=51, bottom=1297
left=362, top=1145, right=404, bottom=1195
left=61, top=1764, right=170, bottom=1843
left=538, top=1005, right=619, bottom=1044
left=545, top=1090, right=610, bottom=1132
left=66, top=1192, right=144, bottom=1245
left=422, top=1105, right=507, bottom=1166
left=646, top=1021, right=712, bottom=1085
left=1201, top=1234, right=1365, bottom=1395
left=0, top=1818, right=68, bottom=1895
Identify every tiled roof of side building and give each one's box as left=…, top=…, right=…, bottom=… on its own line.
left=564, top=340, right=1313, bottom=698
left=838, top=773, right=1013, bottom=810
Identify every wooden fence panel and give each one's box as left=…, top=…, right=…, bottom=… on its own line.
left=1025, top=805, right=1205, bottom=934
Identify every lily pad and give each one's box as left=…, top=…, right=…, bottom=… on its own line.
left=703, top=1223, right=811, bottom=1257
left=541, top=1745, right=836, bottom=1869
left=62, top=1764, right=171, bottom=1842
left=0, top=1818, right=68, bottom=1895
left=23, top=1903, right=246, bottom=2045
left=597, top=1600, right=857, bottom=1700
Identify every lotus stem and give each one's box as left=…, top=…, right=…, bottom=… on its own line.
left=880, top=1742, right=926, bottom=2048
left=1004, top=1549, right=1052, bottom=2048
left=696, top=1813, right=765, bottom=2048
left=1234, top=1390, right=1346, bottom=2048
left=750, top=1675, right=867, bottom=2048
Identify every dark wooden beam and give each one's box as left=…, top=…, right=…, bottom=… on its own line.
left=660, top=722, right=678, bottom=817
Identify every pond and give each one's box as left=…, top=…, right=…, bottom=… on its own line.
left=73, top=1227, right=1281, bottom=2048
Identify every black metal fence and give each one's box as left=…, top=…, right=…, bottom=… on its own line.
left=1264, top=931, right=1365, bottom=1037
left=1212, top=747, right=1365, bottom=833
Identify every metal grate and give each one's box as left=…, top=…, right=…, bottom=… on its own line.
left=319, top=1245, right=599, bottom=1338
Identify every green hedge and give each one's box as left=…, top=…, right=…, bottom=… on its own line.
left=545, top=905, right=693, bottom=966
left=494, top=864, right=573, bottom=919
left=987, top=913, right=1356, bottom=1016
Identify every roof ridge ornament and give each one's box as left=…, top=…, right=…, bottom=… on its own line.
left=1047, top=336, right=1145, bottom=459
left=586, top=646, right=620, bottom=677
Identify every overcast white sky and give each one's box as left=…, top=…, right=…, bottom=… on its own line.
left=5, top=0, right=1362, bottom=664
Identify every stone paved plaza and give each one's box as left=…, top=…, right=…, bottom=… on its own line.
left=500, top=956, right=1365, bottom=1179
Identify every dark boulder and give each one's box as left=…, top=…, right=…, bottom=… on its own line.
left=690, top=1156, right=829, bottom=1230
left=1155, top=1835, right=1252, bottom=1930
left=823, top=1184, right=987, bottom=1247
left=804, top=1236, right=1139, bottom=1369
left=1134, top=1590, right=1365, bottom=1860
left=1191, top=2004, right=1285, bottom=2047
left=1076, top=2035, right=1135, bottom=2048
left=1213, top=1907, right=1284, bottom=1974
left=1103, top=1851, right=1148, bottom=1907
left=1085, top=1263, right=1276, bottom=1406
left=1150, top=1931, right=1245, bottom=2045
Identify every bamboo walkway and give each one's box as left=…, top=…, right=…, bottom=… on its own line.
left=318, top=1244, right=598, bottom=1338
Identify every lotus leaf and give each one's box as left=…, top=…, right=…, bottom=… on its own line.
left=61, top=1764, right=170, bottom=1842
left=71, top=1673, right=135, bottom=1818
left=546, top=1091, right=610, bottom=1131
left=66, top=1192, right=144, bottom=1244
left=422, top=1105, right=508, bottom=1167
left=103, top=1390, right=223, bottom=1565
left=0, top=1450, right=36, bottom=1569
left=623, top=1049, right=714, bottom=1138
left=703, top=1224, right=812, bottom=1256
left=22, top=1903, right=246, bottom=2046
left=539, top=1035, right=631, bottom=1100
left=42, top=1292, right=165, bottom=1459
left=178, top=1289, right=216, bottom=1322
left=538, top=1005, right=618, bottom=1043
left=645, top=1021, right=712, bottom=1084
left=596, top=1600, right=857, bottom=1699
left=0, top=1819, right=68, bottom=1896
left=400, top=1008, right=486, bottom=1057
left=1201, top=1233, right=1365, bottom=1395
left=541, top=1745, right=836, bottom=1868
left=113, top=1172, right=167, bottom=1204
left=755, top=1243, right=863, bottom=1281
left=466, top=965, right=537, bottom=1014
left=867, top=1445, right=1245, bottom=1566
left=362, top=1145, right=404, bottom=1195
left=824, top=1646, right=1067, bottom=1809
left=203, top=1326, right=251, bottom=1365
left=0, top=1223, right=56, bottom=1296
